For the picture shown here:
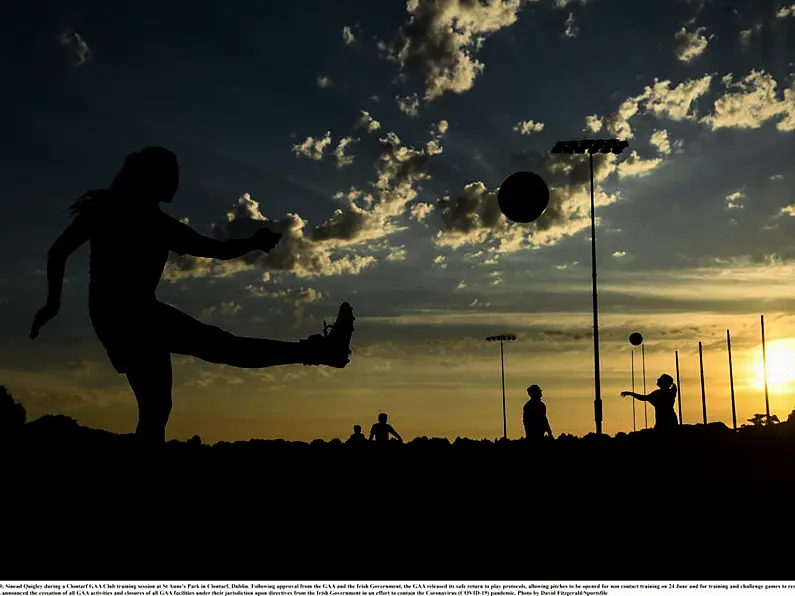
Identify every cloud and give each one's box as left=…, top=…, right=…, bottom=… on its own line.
left=356, top=110, right=381, bottom=133
left=317, top=76, right=333, bottom=88
left=410, top=202, right=434, bottom=222
left=554, top=0, right=590, bottom=6
left=334, top=136, right=359, bottom=168
left=8, top=377, right=128, bottom=411
left=726, top=190, right=745, bottom=210
left=386, top=245, right=408, bottom=262
left=164, top=126, right=446, bottom=282
left=164, top=194, right=379, bottom=281
left=433, top=182, right=504, bottom=247
left=616, top=151, right=663, bottom=179
left=246, top=285, right=290, bottom=299
left=612, top=251, right=627, bottom=258
left=674, top=26, right=710, bottom=63
left=201, top=302, right=243, bottom=318
left=342, top=25, right=356, bottom=45
left=436, top=120, right=449, bottom=135
left=468, top=298, right=491, bottom=308
left=291, top=132, right=359, bottom=168
left=584, top=115, right=603, bottom=133
left=65, top=360, right=102, bottom=379
left=292, top=132, right=332, bottom=160
left=384, top=0, right=526, bottom=102
left=644, top=75, right=713, bottom=120
left=649, top=129, right=671, bottom=155
left=563, top=12, right=578, bottom=38
left=424, top=148, right=649, bottom=254
left=603, top=96, right=646, bottom=139
left=777, top=3, right=795, bottom=18
left=247, top=285, right=324, bottom=327
left=513, top=120, right=545, bottom=135
left=771, top=174, right=784, bottom=181
left=701, top=70, right=795, bottom=132
left=426, top=139, right=443, bottom=156
left=396, top=93, right=420, bottom=116
left=588, top=74, right=713, bottom=139
left=185, top=367, right=245, bottom=389
left=740, top=24, right=762, bottom=46
left=294, top=287, right=323, bottom=306
left=58, top=31, right=91, bottom=66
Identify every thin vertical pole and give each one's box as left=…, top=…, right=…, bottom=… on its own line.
left=589, top=152, right=602, bottom=435
left=631, top=350, right=636, bottom=432
left=699, top=341, right=707, bottom=424
left=642, top=343, right=648, bottom=429
left=500, top=340, right=507, bottom=440
left=727, top=330, right=737, bottom=431
left=675, top=351, right=683, bottom=425
left=761, top=315, right=770, bottom=420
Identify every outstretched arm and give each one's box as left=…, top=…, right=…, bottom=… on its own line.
left=47, top=215, right=91, bottom=303
left=31, top=214, right=91, bottom=339
left=621, top=391, right=649, bottom=402
left=168, top=217, right=281, bottom=260
left=389, top=427, right=402, bottom=442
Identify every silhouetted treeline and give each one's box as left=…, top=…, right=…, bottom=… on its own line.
left=3, top=390, right=795, bottom=579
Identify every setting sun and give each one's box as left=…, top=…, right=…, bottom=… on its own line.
left=749, top=338, right=795, bottom=391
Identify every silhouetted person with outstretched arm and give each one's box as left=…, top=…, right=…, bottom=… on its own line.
left=346, top=424, right=368, bottom=445
left=29, top=147, right=356, bottom=448
left=523, top=384, right=553, bottom=442
left=621, top=374, right=678, bottom=430
left=369, top=413, right=401, bottom=444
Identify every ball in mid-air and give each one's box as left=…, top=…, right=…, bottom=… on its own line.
left=498, top=171, right=550, bottom=224
left=629, top=332, right=643, bottom=346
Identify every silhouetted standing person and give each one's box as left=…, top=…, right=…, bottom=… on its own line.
left=29, top=147, right=356, bottom=447
left=346, top=424, right=368, bottom=445
left=369, top=413, right=401, bottom=444
left=523, top=385, right=553, bottom=442
left=621, top=374, right=678, bottom=430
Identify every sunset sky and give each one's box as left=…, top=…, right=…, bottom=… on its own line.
left=3, top=0, right=795, bottom=443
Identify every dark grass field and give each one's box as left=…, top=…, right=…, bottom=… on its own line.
left=3, top=415, right=795, bottom=579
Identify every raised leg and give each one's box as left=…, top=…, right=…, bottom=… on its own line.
left=162, top=301, right=355, bottom=369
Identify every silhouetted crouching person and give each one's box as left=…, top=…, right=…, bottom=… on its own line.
left=346, top=424, right=368, bottom=445
left=621, top=374, right=678, bottom=430
left=369, top=413, right=402, bottom=444
left=29, top=147, right=356, bottom=448
left=523, top=385, right=553, bottom=443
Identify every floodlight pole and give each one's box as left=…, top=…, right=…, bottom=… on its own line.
left=501, top=339, right=507, bottom=439
left=761, top=315, right=770, bottom=420
left=642, top=343, right=648, bottom=429
left=699, top=341, right=707, bottom=424
left=589, top=151, right=603, bottom=435
left=631, top=349, right=636, bottom=432
left=552, top=139, right=629, bottom=434
left=486, top=334, right=516, bottom=440
left=727, top=329, right=737, bottom=431
left=675, top=350, right=683, bottom=425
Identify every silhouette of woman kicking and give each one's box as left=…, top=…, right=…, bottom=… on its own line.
left=621, top=373, right=678, bottom=430
left=29, top=147, right=355, bottom=446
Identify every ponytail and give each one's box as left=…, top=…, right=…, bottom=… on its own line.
left=68, top=189, right=112, bottom=218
